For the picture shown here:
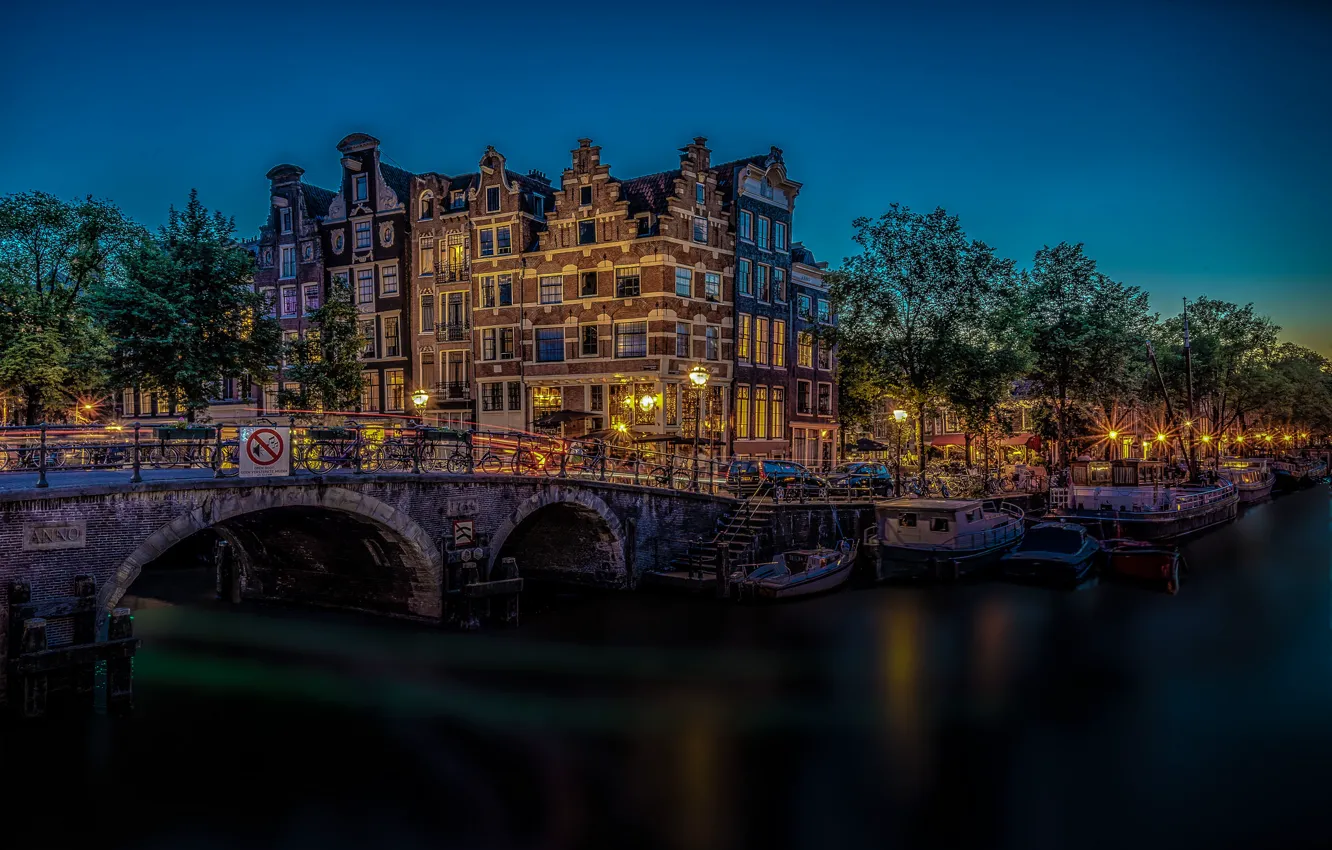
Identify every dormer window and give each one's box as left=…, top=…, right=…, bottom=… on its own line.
left=760, top=179, right=774, bottom=199
left=353, top=174, right=368, bottom=202
left=636, top=214, right=650, bottom=235
left=419, top=192, right=434, bottom=220
left=579, top=185, right=593, bottom=207
left=451, top=190, right=466, bottom=210
left=695, top=183, right=705, bottom=205
left=486, top=186, right=501, bottom=213
left=533, top=195, right=545, bottom=220
left=279, top=207, right=292, bottom=233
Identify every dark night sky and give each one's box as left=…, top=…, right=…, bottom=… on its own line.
left=3, top=0, right=1328, bottom=353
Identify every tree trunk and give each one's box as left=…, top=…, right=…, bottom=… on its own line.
left=1056, top=385, right=1068, bottom=468
left=23, top=385, right=42, bottom=425
left=918, top=402, right=928, bottom=476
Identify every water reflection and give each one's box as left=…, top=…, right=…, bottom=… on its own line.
left=5, top=486, right=1331, bottom=849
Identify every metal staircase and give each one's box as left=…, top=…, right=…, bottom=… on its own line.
left=669, top=487, right=775, bottom=576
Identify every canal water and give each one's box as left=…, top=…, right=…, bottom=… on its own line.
left=6, top=485, right=1330, bottom=849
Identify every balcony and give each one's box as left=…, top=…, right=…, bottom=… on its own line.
left=432, top=381, right=472, bottom=402
left=435, top=321, right=471, bottom=343
left=434, top=259, right=470, bottom=282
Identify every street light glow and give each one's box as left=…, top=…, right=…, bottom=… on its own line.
left=1156, top=433, right=1167, bottom=442
left=1108, top=430, right=1118, bottom=440
left=893, top=409, right=907, bottom=422
left=688, top=365, right=710, bottom=388
left=638, top=393, right=656, bottom=412
left=411, top=388, right=429, bottom=407
left=1201, top=434, right=1211, bottom=443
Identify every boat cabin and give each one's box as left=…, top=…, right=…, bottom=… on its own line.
left=876, top=498, right=1014, bottom=550
left=1064, top=459, right=1173, bottom=512
left=1069, top=459, right=1167, bottom=487
left=784, top=550, right=836, bottom=574
left=1218, top=458, right=1268, bottom=486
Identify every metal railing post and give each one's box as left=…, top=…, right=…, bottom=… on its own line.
left=559, top=441, right=569, bottom=478
left=36, top=423, right=49, bottom=488
left=412, top=425, right=422, bottom=474
left=130, top=422, right=142, bottom=484
left=213, top=425, right=223, bottom=478
left=288, top=417, right=297, bottom=476
left=353, top=424, right=363, bottom=474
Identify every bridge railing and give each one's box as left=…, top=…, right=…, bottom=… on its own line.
left=0, top=422, right=739, bottom=496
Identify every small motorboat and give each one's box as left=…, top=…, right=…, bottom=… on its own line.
left=1101, top=538, right=1184, bottom=594
left=875, top=498, right=1025, bottom=581
left=1001, top=522, right=1100, bottom=585
left=737, top=539, right=858, bottom=600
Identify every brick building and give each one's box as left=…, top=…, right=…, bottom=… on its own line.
left=712, top=147, right=801, bottom=459
left=319, top=133, right=416, bottom=417
left=789, top=243, right=839, bottom=466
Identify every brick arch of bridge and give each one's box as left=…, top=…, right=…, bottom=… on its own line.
left=487, top=486, right=627, bottom=580
left=96, top=485, right=442, bottom=620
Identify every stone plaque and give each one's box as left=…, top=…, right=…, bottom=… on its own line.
left=446, top=498, right=479, bottom=516
left=23, top=520, right=87, bottom=551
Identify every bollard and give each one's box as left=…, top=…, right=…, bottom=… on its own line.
left=459, top=563, right=480, bottom=630
left=716, top=543, right=731, bottom=600
left=215, top=539, right=241, bottom=604
left=36, top=423, right=49, bottom=488
left=71, top=575, right=97, bottom=706
left=496, top=557, right=520, bottom=626
left=107, top=608, right=134, bottom=713
left=20, top=618, right=48, bottom=718
left=130, top=422, right=142, bottom=483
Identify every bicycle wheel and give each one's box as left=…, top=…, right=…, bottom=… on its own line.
left=301, top=440, right=337, bottom=475
left=649, top=466, right=671, bottom=487
left=512, top=449, right=540, bottom=476
left=544, top=451, right=567, bottom=476
left=476, top=453, right=502, bottom=474
left=379, top=439, right=413, bottom=472
left=671, top=470, right=692, bottom=491
left=445, top=451, right=471, bottom=473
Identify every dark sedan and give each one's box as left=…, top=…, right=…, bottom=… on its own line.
left=826, top=461, right=894, bottom=496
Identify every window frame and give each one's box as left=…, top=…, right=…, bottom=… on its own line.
left=675, top=267, right=692, bottom=298
left=578, top=220, right=596, bottom=245
left=580, top=270, right=598, bottom=298
left=539, top=274, right=564, bottom=305
left=354, top=220, right=372, bottom=250
left=353, top=174, right=368, bottom=203
left=737, top=313, right=752, bottom=361
left=615, top=266, right=640, bottom=298
left=739, top=210, right=753, bottom=241
left=279, top=245, right=296, bottom=280
left=675, top=321, right=690, bottom=358
left=379, top=265, right=398, bottom=297
left=579, top=185, right=593, bottom=206
left=614, top=321, right=648, bottom=359
left=486, top=186, right=501, bottom=213
left=279, top=207, right=292, bottom=233
left=737, top=259, right=752, bottom=296
left=535, top=326, right=565, bottom=362
left=580, top=324, right=599, bottom=357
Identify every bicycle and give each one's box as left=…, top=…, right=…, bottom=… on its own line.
left=545, top=440, right=608, bottom=480
left=299, top=426, right=381, bottom=474
left=649, top=453, right=693, bottom=491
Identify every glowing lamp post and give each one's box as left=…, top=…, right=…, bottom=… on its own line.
left=688, top=366, right=710, bottom=491
left=893, top=408, right=908, bottom=496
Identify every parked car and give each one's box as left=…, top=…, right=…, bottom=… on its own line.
left=826, top=461, right=894, bottom=495
left=727, top=459, right=829, bottom=495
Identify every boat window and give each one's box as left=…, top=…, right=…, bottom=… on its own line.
left=930, top=517, right=950, bottom=532
left=1088, top=462, right=1112, bottom=484
left=899, top=513, right=917, bottom=528
left=1022, top=527, right=1083, bottom=554
left=784, top=552, right=808, bottom=573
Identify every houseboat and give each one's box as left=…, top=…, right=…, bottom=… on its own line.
left=1001, top=522, right=1100, bottom=585
left=1047, top=459, right=1237, bottom=541
left=876, top=498, right=1026, bottom=581
left=1217, top=458, right=1275, bottom=504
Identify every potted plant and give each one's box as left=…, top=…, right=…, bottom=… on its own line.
left=155, top=417, right=217, bottom=441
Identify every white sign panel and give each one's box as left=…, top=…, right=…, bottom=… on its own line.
left=238, top=426, right=290, bottom=477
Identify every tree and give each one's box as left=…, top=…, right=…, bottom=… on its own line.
left=826, top=205, right=1015, bottom=474
left=94, top=190, right=281, bottom=419
left=0, top=191, right=140, bottom=422
left=1025, top=243, right=1151, bottom=465
left=277, top=276, right=365, bottom=416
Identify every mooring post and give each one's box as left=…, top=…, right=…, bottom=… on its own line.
left=107, top=608, right=134, bottom=714
left=20, top=618, right=48, bottom=718
left=496, top=557, right=521, bottom=626
left=130, top=422, right=143, bottom=483
left=72, top=575, right=97, bottom=707
left=459, top=563, right=480, bottom=630
left=36, top=422, right=49, bottom=488
left=716, top=542, right=731, bottom=600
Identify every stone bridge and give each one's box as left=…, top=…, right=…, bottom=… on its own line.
left=0, top=473, right=733, bottom=705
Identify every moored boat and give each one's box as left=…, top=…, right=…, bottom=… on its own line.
left=1217, top=458, right=1275, bottom=504
left=1101, top=538, right=1184, bottom=594
left=737, top=539, right=858, bottom=600
left=876, top=498, right=1025, bottom=581
left=1001, top=522, right=1100, bottom=585
left=1047, top=459, right=1237, bottom=541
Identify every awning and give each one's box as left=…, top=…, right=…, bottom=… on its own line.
left=929, top=432, right=1035, bottom=448
left=929, top=435, right=965, bottom=447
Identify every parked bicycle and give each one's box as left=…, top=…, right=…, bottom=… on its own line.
left=298, top=425, right=380, bottom=474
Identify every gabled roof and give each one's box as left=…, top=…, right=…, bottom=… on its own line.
left=616, top=170, right=679, bottom=216
left=709, top=155, right=768, bottom=201
left=301, top=183, right=336, bottom=218
left=790, top=242, right=818, bottom=266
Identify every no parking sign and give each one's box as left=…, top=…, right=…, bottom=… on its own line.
left=238, top=426, right=290, bottom=477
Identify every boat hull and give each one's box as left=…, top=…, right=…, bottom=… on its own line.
left=1235, top=477, right=1275, bottom=503
left=1273, top=470, right=1301, bottom=493
left=1049, top=496, right=1237, bottom=542
left=1000, top=551, right=1097, bottom=584
left=1101, top=540, right=1182, bottom=593
left=877, top=539, right=1017, bottom=581
left=752, top=561, right=854, bottom=599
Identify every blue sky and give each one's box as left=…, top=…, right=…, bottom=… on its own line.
left=3, top=0, right=1328, bottom=353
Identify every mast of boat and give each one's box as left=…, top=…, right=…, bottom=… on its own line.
left=1183, top=298, right=1199, bottom=480
left=1146, top=340, right=1190, bottom=468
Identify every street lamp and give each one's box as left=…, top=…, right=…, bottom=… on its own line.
left=411, top=388, right=429, bottom=424
left=892, top=409, right=908, bottom=497
left=688, top=366, right=710, bottom=491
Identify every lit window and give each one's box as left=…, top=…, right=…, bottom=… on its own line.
left=797, top=332, right=813, bottom=367
left=675, top=267, right=692, bottom=297
left=771, top=387, right=785, bottom=439
left=536, top=327, right=564, bottom=362
left=386, top=370, right=405, bottom=411
left=540, top=275, right=563, bottom=304
left=420, top=238, right=435, bottom=275
left=773, top=320, right=786, bottom=367
left=737, top=313, right=752, bottom=361
left=755, top=386, right=769, bottom=439
left=486, top=186, right=500, bottom=212
left=355, top=221, right=371, bottom=249
left=755, top=317, right=769, bottom=365
left=736, top=385, right=751, bottom=439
